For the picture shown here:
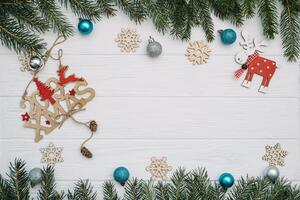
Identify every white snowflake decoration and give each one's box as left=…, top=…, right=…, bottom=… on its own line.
left=146, top=157, right=172, bottom=180
left=185, top=40, right=211, bottom=65
left=18, top=52, right=32, bottom=72
left=262, top=143, right=288, bottom=166
left=40, top=142, right=64, bottom=165
left=115, top=28, right=141, bottom=53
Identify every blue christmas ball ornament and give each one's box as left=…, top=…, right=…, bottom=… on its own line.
left=218, top=29, right=237, bottom=45
left=113, top=167, right=129, bottom=186
left=78, top=19, right=93, bottom=35
left=219, top=172, right=235, bottom=189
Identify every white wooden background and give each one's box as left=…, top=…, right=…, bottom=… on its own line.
left=0, top=9, right=299, bottom=198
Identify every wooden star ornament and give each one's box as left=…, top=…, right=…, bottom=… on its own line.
left=262, top=143, right=288, bottom=166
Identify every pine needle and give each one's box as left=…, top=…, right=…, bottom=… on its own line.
left=103, top=181, right=120, bottom=200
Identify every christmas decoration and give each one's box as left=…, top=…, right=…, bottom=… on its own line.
left=262, top=143, right=288, bottom=166
left=2, top=159, right=300, bottom=200
left=40, top=142, right=64, bottom=165
left=265, top=166, right=280, bottom=182
left=219, top=172, right=235, bottom=189
left=19, top=53, right=44, bottom=73
left=185, top=41, right=211, bottom=65
left=146, top=156, right=172, bottom=180
left=146, top=36, right=162, bottom=57
left=234, top=30, right=276, bottom=93
left=0, top=1, right=299, bottom=61
left=113, top=167, right=130, bottom=186
left=20, top=37, right=97, bottom=158
left=78, top=19, right=93, bottom=35
left=115, top=28, right=141, bottom=53
left=218, top=28, right=237, bottom=45
left=21, top=112, right=30, bottom=121
left=28, top=168, right=43, bottom=187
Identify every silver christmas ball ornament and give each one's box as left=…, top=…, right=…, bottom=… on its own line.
left=265, top=166, right=280, bottom=182
left=146, top=36, right=162, bottom=57
left=29, top=56, right=43, bottom=71
left=29, top=168, right=43, bottom=187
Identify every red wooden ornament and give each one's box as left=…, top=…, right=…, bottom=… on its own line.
left=33, top=78, right=56, bottom=104
left=234, top=52, right=277, bottom=93
left=69, top=89, right=76, bottom=96
left=57, top=66, right=83, bottom=86
left=21, top=112, right=30, bottom=121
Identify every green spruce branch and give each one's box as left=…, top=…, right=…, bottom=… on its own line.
left=279, top=0, right=300, bottom=61
left=258, top=0, right=279, bottom=39
left=0, top=0, right=299, bottom=61
left=1, top=159, right=300, bottom=200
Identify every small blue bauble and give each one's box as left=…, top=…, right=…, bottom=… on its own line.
left=78, top=19, right=93, bottom=35
left=219, top=29, right=237, bottom=45
left=219, top=172, right=235, bottom=189
left=113, top=167, right=129, bottom=186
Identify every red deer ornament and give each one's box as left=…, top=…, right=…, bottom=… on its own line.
left=234, top=51, right=277, bottom=93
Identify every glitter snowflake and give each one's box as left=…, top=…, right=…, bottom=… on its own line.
left=262, top=143, right=288, bottom=166
left=185, top=41, right=211, bottom=65
left=40, top=142, right=64, bottom=165
left=115, top=28, right=141, bottom=53
left=146, top=157, right=172, bottom=180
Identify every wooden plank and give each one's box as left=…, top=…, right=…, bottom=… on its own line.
left=0, top=55, right=298, bottom=97
left=0, top=97, right=298, bottom=139
left=0, top=13, right=286, bottom=56
left=0, top=139, right=299, bottom=181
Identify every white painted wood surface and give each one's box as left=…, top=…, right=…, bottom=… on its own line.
left=0, top=9, right=299, bottom=198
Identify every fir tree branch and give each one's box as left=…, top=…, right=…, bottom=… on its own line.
left=242, top=0, right=256, bottom=18
left=209, top=0, right=244, bottom=26
left=1, top=2, right=50, bottom=33
left=143, top=0, right=170, bottom=34
left=6, top=159, right=30, bottom=200
left=123, top=178, right=143, bottom=200
left=96, top=0, right=117, bottom=17
left=227, top=176, right=257, bottom=200
left=140, top=181, right=155, bottom=200
left=37, top=165, right=65, bottom=200
left=280, top=0, right=300, bottom=61
left=249, top=178, right=270, bottom=199
left=257, top=0, right=279, bottom=39
left=103, top=181, right=120, bottom=200
left=0, top=175, right=13, bottom=200
left=38, top=0, right=73, bottom=37
left=190, top=0, right=215, bottom=42
left=169, top=0, right=192, bottom=40
left=0, top=15, right=46, bottom=53
left=68, top=179, right=97, bottom=200
left=59, top=0, right=102, bottom=21
left=169, top=168, right=188, bottom=200
left=114, top=0, right=147, bottom=24
left=186, top=168, right=220, bottom=199
left=154, top=182, right=170, bottom=200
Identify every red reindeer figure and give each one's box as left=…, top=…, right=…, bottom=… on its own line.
left=234, top=51, right=277, bottom=93
left=234, top=30, right=277, bottom=93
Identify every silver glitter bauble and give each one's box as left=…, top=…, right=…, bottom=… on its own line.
left=146, top=36, right=162, bottom=57
left=29, top=56, right=43, bottom=71
left=29, top=168, right=43, bottom=187
left=265, top=166, right=280, bottom=182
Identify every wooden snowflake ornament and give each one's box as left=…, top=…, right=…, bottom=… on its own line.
left=262, top=143, right=288, bottom=166
left=21, top=65, right=95, bottom=143
left=185, top=41, right=211, bottom=65
left=115, top=28, right=141, bottom=53
left=40, top=142, right=64, bottom=165
left=146, top=157, right=172, bottom=180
